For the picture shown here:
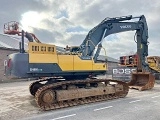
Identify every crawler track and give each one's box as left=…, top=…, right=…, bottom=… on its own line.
left=30, top=78, right=129, bottom=111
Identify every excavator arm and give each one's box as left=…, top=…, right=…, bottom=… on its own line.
left=79, top=15, right=154, bottom=91
left=80, top=15, right=148, bottom=71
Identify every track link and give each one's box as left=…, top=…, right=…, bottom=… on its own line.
left=34, top=79, right=129, bottom=111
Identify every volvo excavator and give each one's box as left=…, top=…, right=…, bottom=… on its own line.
left=4, top=15, right=154, bottom=110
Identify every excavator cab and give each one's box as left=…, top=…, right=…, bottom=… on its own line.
left=129, top=71, right=155, bottom=91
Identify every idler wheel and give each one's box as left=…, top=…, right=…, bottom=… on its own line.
left=29, top=82, right=43, bottom=96
left=41, top=89, right=55, bottom=104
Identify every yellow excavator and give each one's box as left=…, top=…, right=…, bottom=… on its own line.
left=4, top=15, right=154, bottom=110
left=147, top=56, right=160, bottom=79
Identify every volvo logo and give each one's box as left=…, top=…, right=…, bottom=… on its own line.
left=120, top=25, right=132, bottom=29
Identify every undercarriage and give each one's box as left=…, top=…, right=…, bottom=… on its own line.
left=29, top=78, right=129, bottom=111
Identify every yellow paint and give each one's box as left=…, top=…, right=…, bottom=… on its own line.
left=28, top=42, right=107, bottom=71
left=73, top=56, right=92, bottom=70
left=29, top=54, right=58, bottom=63
left=29, top=53, right=107, bottom=71
left=58, top=55, right=74, bottom=70
left=28, top=42, right=57, bottom=54
left=92, top=63, right=107, bottom=70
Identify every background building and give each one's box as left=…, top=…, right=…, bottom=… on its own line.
left=0, top=34, right=26, bottom=81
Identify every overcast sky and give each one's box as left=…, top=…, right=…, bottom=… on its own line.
left=0, top=0, right=160, bottom=59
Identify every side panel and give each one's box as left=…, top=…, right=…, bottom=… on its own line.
left=92, top=63, right=107, bottom=71
left=29, top=54, right=58, bottom=63
left=29, top=53, right=62, bottom=73
left=28, top=63, right=62, bottom=73
left=6, top=53, right=106, bottom=78
left=6, top=53, right=29, bottom=78
left=73, top=56, right=92, bottom=70
left=28, top=42, right=57, bottom=54
left=58, top=55, right=74, bottom=71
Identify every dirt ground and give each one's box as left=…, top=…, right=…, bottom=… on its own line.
left=0, top=75, right=112, bottom=120
left=0, top=80, right=159, bottom=120
left=0, top=81, right=42, bottom=120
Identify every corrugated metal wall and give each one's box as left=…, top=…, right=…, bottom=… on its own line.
left=0, top=34, right=28, bottom=49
